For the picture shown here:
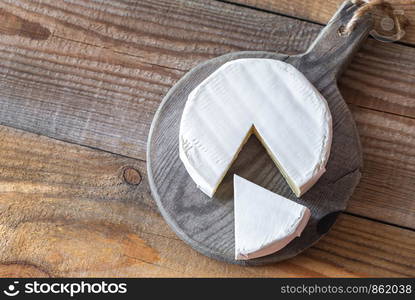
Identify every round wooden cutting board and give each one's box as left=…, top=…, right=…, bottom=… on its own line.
left=147, top=1, right=371, bottom=265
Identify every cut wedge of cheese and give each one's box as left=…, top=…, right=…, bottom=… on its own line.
left=179, top=58, right=332, bottom=197
left=234, top=175, right=310, bottom=260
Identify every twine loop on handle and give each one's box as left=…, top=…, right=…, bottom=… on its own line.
left=340, top=0, right=409, bottom=40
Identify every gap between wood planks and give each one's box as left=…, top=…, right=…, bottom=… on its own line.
left=222, top=0, right=415, bottom=49
left=1, top=117, right=413, bottom=235
left=0, top=0, right=413, bottom=229
left=217, top=0, right=326, bottom=26
left=0, top=123, right=413, bottom=277
left=1, top=0, right=414, bottom=149
left=221, top=0, right=415, bottom=68
left=49, top=0, right=415, bottom=120
left=54, top=28, right=415, bottom=123
left=0, top=0, right=413, bottom=277
left=345, top=211, right=414, bottom=231
left=356, top=104, right=415, bottom=120
left=52, top=31, right=415, bottom=122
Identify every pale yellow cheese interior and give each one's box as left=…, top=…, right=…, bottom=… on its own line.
left=210, top=125, right=301, bottom=197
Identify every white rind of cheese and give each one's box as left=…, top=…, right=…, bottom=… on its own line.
left=179, top=58, right=332, bottom=197
left=234, top=175, right=311, bottom=260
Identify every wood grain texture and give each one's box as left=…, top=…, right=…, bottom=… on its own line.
left=0, top=264, right=50, bottom=277
left=340, top=39, right=415, bottom=118
left=0, top=0, right=415, bottom=161
left=349, top=107, right=415, bottom=228
left=0, top=0, right=413, bottom=230
left=0, top=125, right=413, bottom=277
left=0, top=0, right=413, bottom=275
left=148, top=1, right=371, bottom=265
left=230, top=0, right=415, bottom=45
left=0, top=0, right=318, bottom=160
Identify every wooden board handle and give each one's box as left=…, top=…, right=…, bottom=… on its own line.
left=302, top=0, right=373, bottom=78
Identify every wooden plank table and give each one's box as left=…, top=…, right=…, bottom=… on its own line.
left=0, top=0, right=413, bottom=277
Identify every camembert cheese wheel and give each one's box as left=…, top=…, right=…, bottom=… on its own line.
left=179, top=58, right=332, bottom=197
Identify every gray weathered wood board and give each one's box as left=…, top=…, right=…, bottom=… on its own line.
left=148, top=1, right=371, bottom=265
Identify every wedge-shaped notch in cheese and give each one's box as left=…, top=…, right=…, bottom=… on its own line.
left=234, top=175, right=310, bottom=260
left=179, top=58, right=332, bottom=197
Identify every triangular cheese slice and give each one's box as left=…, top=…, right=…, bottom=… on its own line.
left=179, top=58, right=332, bottom=198
left=234, top=175, right=310, bottom=260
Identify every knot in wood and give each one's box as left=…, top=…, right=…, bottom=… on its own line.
left=123, top=167, right=142, bottom=185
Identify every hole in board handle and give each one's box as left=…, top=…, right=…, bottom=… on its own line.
left=337, top=25, right=350, bottom=36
